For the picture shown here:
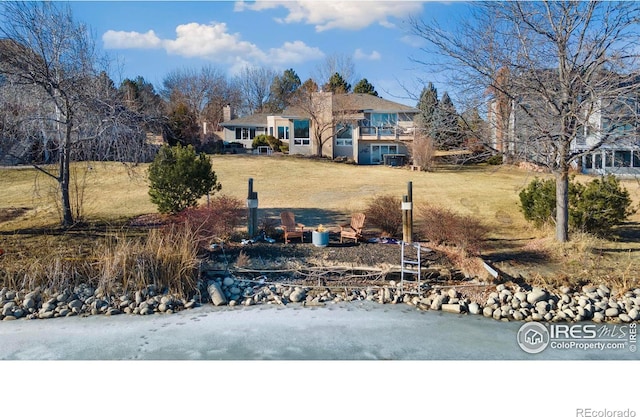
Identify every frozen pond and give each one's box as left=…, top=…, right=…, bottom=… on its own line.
left=0, top=301, right=637, bottom=360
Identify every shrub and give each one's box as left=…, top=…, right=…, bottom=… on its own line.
left=252, top=134, right=282, bottom=151
left=410, top=134, right=436, bottom=171
left=170, top=195, right=245, bottom=246
left=519, top=175, right=637, bottom=235
left=148, top=144, right=222, bottom=214
left=569, top=175, right=636, bottom=234
left=486, top=153, right=503, bottom=165
left=364, top=194, right=403, bottom=237
left=518, top=177, right=557, bottom=228
left=415, top=204, right=488, bottom=255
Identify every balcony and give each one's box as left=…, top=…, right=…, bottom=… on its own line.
left=359, top=126, right=416, bottom=141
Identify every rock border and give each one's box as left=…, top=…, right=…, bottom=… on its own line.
left=1, top=278, right=639, bottom=323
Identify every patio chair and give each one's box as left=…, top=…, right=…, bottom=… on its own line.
left=340, top=213, right=366, bottom=243
left=280, top=211, right=305, bottom=243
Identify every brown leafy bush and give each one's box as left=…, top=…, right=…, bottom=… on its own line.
left=364, top=194, right=403, bottom=237
left=170, top=195, right=245, bottom=247
left=415, top=204, right=489, bottom=255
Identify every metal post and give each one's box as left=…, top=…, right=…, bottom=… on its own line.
left=402, top=181, right=413, bottom=243
left=247, top=178, right=258, bottom=238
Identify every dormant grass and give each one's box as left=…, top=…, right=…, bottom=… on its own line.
left=1, top=156, right=639, bottom=291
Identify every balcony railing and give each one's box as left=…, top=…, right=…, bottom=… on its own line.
left=359, top=126, right=416, bottom=140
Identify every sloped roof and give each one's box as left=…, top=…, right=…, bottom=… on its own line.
left=220, top=93, right=418, bottom=127
left=333, top=93, right=418, bottom=113
left=220, top=113, right=269, bottom=127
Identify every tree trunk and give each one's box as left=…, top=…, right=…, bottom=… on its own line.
left=60, top=116, right=74, bottom=227
left=554, top=169, right=569, bottom=242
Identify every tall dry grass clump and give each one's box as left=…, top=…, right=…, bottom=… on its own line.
left=95, top=224, right=200, bottom=298
left=0, top=223, right=202, bottom=298
left=527, top=229, right=640, bottom=293
left=0, top=247, right=94, bottom=292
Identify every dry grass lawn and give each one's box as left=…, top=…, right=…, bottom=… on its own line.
left=1, top=155, right=639, bottom=288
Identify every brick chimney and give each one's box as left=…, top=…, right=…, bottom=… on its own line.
left=223, top=104, right=234, bottom=122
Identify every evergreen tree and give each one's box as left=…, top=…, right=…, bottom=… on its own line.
left=353, top=78, right=378, bottom=96
left=324, top=72, right=351, bottom=93
left=415, top=82, right=439, bottom=137
left=165, top=102, right=200, bottom=147
left=433, top=92, right=462, bottom=149
left=148, top=144, right=221, bottom=214
left=266, top=68, right=301, bottom=112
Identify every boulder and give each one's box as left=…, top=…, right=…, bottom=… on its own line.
left=289, top=289, right=307, bottom=303
left=605, top=308, right=619, bottom=318
left=483, top=306, right=494, bottom=318
left=468, top=302, right=481, bottom=315
left=441, top=304, right=462, bottom=314
left=207, top=281, right=227, bottom=306
left=527, top=288, right=549, bottom=304
left=618, top=313, right=632, bottom=323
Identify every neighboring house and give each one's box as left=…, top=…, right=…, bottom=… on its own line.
left=572, top=98, right=640, bottom=176
left=487, top=69, right=640, bottom=176
left=220, top=93, right=419, bottom=165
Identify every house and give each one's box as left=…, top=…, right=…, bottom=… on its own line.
left=220, top=93, right=419, bottom=165
left=572, top=97, right=640, bottom=176
left=487, top=68, right=640, bottom=175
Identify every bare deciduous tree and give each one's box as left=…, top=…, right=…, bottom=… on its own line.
left=235, top=66, right=277, bottom=115
left=0, top=1, right=153, bottom=226
left=162, top=65, right=237, bottom=138
left=411, top=1, right=640, bottom=242
left=314, top=53, right=357, bottom=91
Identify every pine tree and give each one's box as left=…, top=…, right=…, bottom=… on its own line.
left=353, top=78, right=378, bottom=96
left=324, top=73, right=351, bottom=93
left=415, top=82, right=439, bottom=137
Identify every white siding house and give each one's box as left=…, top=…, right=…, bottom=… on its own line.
left=220, top=93, right=419, bottom=165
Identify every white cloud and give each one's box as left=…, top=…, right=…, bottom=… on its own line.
left=400, top=35, right=426, bottom=48
left=235, top=0, right=423, bottom=32
left=102, top=30, right=162, bottom=49
left=102, top=22, right=323, bottom=68
left=163, top=22, right=266, bottom=61
left=269, top=41, right=325, bottom=64
left=354, top=48, right=381, bottom=61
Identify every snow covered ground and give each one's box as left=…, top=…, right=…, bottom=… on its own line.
left=2, top=302, right=637, bottom=416
left=1, top=301, right=636, bottom=360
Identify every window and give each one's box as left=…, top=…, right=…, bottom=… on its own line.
left=336, top=123, right=352, bottom=146
left=594, top=153, right=603, bottom=169
left=292, top=119, right=309, bottom=145
left=605, top=150, right=613, bottom=167
left=370, top=113, right=397, bottom=127
left=633, top=151, right=640, bottom=168
left=293, top=119, right=309, bottom=138
left=277, top=126, right=289, bottom=140
left=614, top=151, right=631, bottom=167
left=584, top=154, right=593, bottom=169
left=235, top=127, right=256, bottom=140
left=269, top=127, right=274, bottom=136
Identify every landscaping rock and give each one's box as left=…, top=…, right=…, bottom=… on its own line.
left=207, top=281, right=227, bottom=306
left=441, top=304, right=462, bottom=314
left=527, top=288, right=548, bottom=304
left=468, top=302, right=481, bottom=315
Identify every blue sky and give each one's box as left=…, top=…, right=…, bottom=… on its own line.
left=68, top=1, right=470, bottom=107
